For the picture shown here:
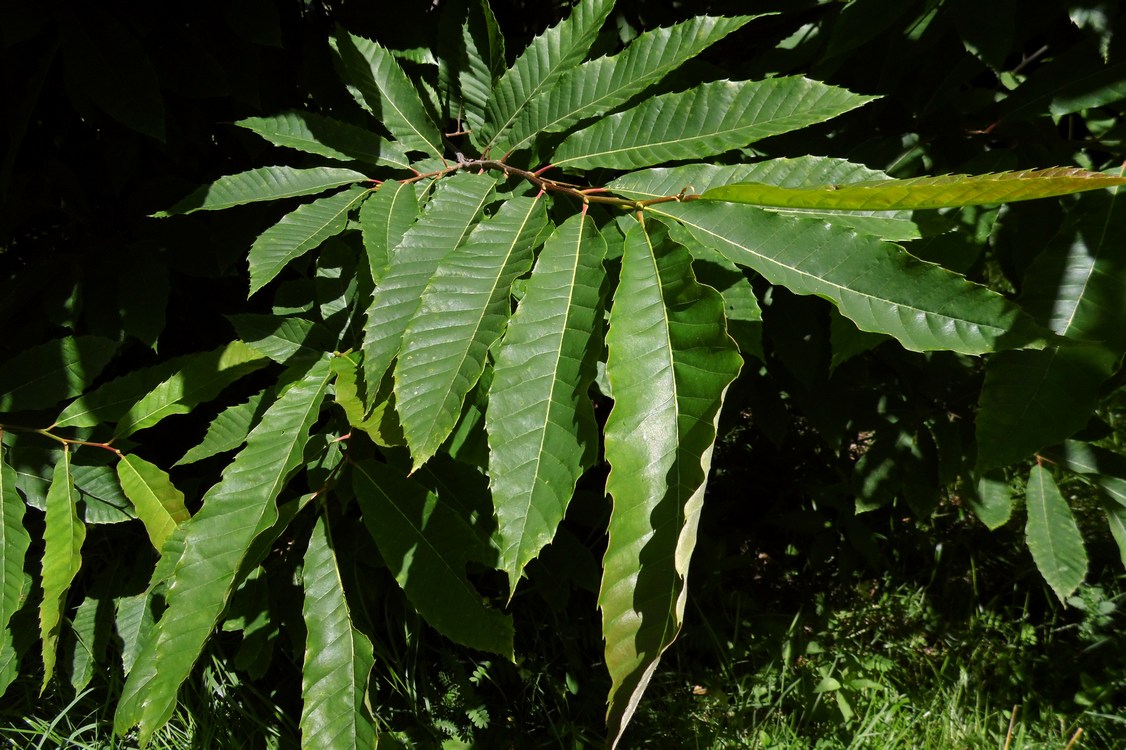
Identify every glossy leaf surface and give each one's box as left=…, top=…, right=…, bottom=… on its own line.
left=39, top=451, right=85, bottom=691
left=653, top=201, right=1050, bottom=355
left=553, top=78, right=876, bottom=170
left=487, top=212, right=606, bottom=593
left=116, top=455, right=189, bottom=552
left=300, top=515, right=376, bottom=750
left=154, top=166, right=368, bottom=217
left=395, top=195, right=548, bottom=468
left=599, top=221, right=741, bottom=748
left=236, top=110, right=410, bottom=169
left=114, top=360, right=332, bottom=744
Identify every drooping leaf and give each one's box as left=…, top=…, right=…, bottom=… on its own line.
left=0, top=336, right=118, bottom=414
left=39, top=450, right=85, bottom=692
left=496, top=15, right=757, bottom=155
left=1025, top=464, right=1087, bottom=602
left=0, top=453, right=31, bottom=661
left=487, top=212, right=606, bottom=593
left=300, top=515, right=377, bottom=750
left=552, top=78, right=877, bottom=170
left=482, top=0, right=615, bottom=152
left=330, top=31, right=445, bottom=157
left=652, top=201, right=1051, bottom=355
left=175, top=389, right=270, bottom=466
left=352, top=459, right=513, bottom=656
left=599, top=221, right=742, bottom=748
left=113, top=341, right=269, bottom=439
left=248, top=186, right=369, bottom=296
left=700, top=168, right=1126, bottom=210
left=395, top=195, right=548, bottom=468
left=153, top=166, right=368, bottom=217
left=236, top=111, right=411, bottom=169
left=116, top=455, right=189, bottom=552
left=359, top=181, right=419, bottom=285
left=114, top=359, right=333, bottom=744
left=977, top=185, right=1126, bottom=471
left=361, top=173, right=496, bottom=402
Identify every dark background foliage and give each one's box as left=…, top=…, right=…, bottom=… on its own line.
left=3, top=1, right=1126, bottom=747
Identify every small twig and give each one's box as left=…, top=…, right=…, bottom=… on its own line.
left=1003, top=705, right=1018, bottom=750
left=1063, top=727, right=1083, bottom=750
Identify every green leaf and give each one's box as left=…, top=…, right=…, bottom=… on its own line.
left=116, top=455, right=189, bottom=552
left=330, top=353, right=403, bottom=447
left=361, top=173, right=496, bottom=402
left=0, top=453, right=31, bottom=657
left=1025, top=464, right=1087, bottom=603
left=114, top=359, right=333, bottom=744
left=977, top=186, right=1126, bottom=471
left=496, top=15, right=757, bottom=155
left=487, top=212, right=606, bottom=593
left=359, top=181, right=419, bottom=286
left=0, top=336, right=118, bottom=414
left=175, top=389, right=270, bottom=466
left=969, top=472, right=1013, bottom=530
left=248, top=186, right=368, bottom=296
left=236, top=111, right=410, bottom=169
left=976, top=346, right=1117, bottom=472
left=113, top=341, right=269, bottom=439
left=552, top=78, right=876, bottom=170
left=1039, top=441, right=1126, bottom=507
left=1107, top=502, right=1126, bottom=569
left=114, top=591, right=155, bottom=678
left=652, top=201, right=1051, bottom=355
left=441, top=0, right=506, bottom=145
left=39, top=450, right=85, bottom=692
left=352, top=460, right=513, bottom=656
left=610, top=156, right=919, bottom=241
left=154, top=166, right=368, bottom=217
left=599, top=221, right=742, bottom=748
left=300, top=515, right=377, bottom=750
left=700, top=168, right=1126, bottom=210
left=330, top=31, right=445, bottom=157
left=482, top=0, right=615, bottom=152
left=396, top=195, right=548, bottom=468
left=66, top=592, right=111, bottom=691
left=228, top=314, right=334, bottom=365
left=54, top=345, right=243, bottom=430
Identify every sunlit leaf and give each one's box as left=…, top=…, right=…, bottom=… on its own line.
left=487, top=212, right=606, bottom=593
left=0, top=453, right=31, bottom=669
left=39, top=450, right=85, bottom=692
left=1025, top=464, right=1087, bottom=602
left=361, top=173, right=496, bottom=402
left=114, top=360, right=332, bottom=744
left=701, top=168, right=1126, bottom=210
left=236, top=111, right=410, bottom=169
left=248, top=186, right=369, bottom=296
left=653, top=201, right=1050, bottom=355
left=116, top=454, right=189, bottom=552
left=154, top=166, right=368, bottom=217
left=300, top=515, right=376, bottom=750
left=395, top=195, right=548, bottom=468
left=553, top=78, right=876, bottom=170
left=330, top=31, right=445, bottom=157
left=599, top=221, right=741, bottom=748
